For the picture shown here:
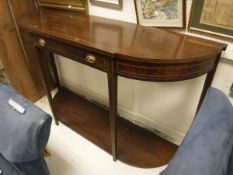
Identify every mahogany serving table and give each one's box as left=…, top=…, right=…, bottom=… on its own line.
left=19, top=9, right=226, bottom=168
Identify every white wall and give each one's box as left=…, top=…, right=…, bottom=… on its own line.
left=55, top=0, right=233, bottom=144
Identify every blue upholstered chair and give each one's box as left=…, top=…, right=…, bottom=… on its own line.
left=161, top=87, right=233, bottom=175
left=0, top=83, right=51, bottom=175
left=0, top=154, right=25, bottom=175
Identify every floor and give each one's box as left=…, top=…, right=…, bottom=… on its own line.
left=35, top=94, right=166, bottom=175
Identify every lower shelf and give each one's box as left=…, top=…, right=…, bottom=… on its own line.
left=53, top=88, right=178, bottom=168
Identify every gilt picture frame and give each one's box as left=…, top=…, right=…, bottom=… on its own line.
left=37, top=0, right=88, bottom=13
left=90, top=0, right=123, bottom=10
left=134, top=0, right=186, bottom=28
left=189, top=0, right=233, bottom=40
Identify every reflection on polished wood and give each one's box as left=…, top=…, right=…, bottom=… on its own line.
left=19, top=9, right=226, bottom=64
left=19, top=8, right=227, bottom=168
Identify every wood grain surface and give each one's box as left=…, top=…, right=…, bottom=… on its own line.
left=0, top=0, right=39, bottom=101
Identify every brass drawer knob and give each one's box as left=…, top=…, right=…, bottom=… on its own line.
left=39, top=38, right=46, bottom=47
left=85, top=54, right=96, bottom=64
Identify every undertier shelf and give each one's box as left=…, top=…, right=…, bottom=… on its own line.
left=53, top=88, right=178, bottom=168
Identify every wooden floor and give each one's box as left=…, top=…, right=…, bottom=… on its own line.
left=53, top=88, right=178, bottom=168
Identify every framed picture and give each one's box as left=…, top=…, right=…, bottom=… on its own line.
left=189, top=0, right=233, bottom=40
left=134, top=0, right=185, bottom=28
left=90, top=0, right=123, bottom=10
left=37, top=0, right=88, bottom=13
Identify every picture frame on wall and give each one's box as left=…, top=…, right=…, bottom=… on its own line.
left=90, top=0, right=123, bottom=10
left=134, top=0, right=186, bottom=28
left=37, top=0, right=88, bottom=13
left=189, top=0, right=233, bottom=40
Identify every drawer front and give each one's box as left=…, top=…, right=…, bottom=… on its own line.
left=34, top=35, right=108, bottom=72
left=116, top=59, right=216, bottom=81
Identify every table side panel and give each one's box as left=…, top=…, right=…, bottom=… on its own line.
left=115, top=58, right=217, bottom=81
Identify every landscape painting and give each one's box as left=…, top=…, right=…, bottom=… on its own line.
left=135, top=0, right=185, bottom=28
left=189, top=0, right=233, bottom=40
left=200, top=0, right=233, bottom=30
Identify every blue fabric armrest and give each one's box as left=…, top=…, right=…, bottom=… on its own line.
left=0, top=83, right=52, bottom=163
left=160, top=88, right=233, bottom=175
left=14, top=156, right=50, bottom=175
left=0, top=154, right=25, bottom=175
left=227, top=150, right=233, bottom=175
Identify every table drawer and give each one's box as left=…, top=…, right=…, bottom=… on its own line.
left=34, top=36, right=108, bottom=72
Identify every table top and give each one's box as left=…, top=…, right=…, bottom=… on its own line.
left=19, top=9, right=227, bottom=63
